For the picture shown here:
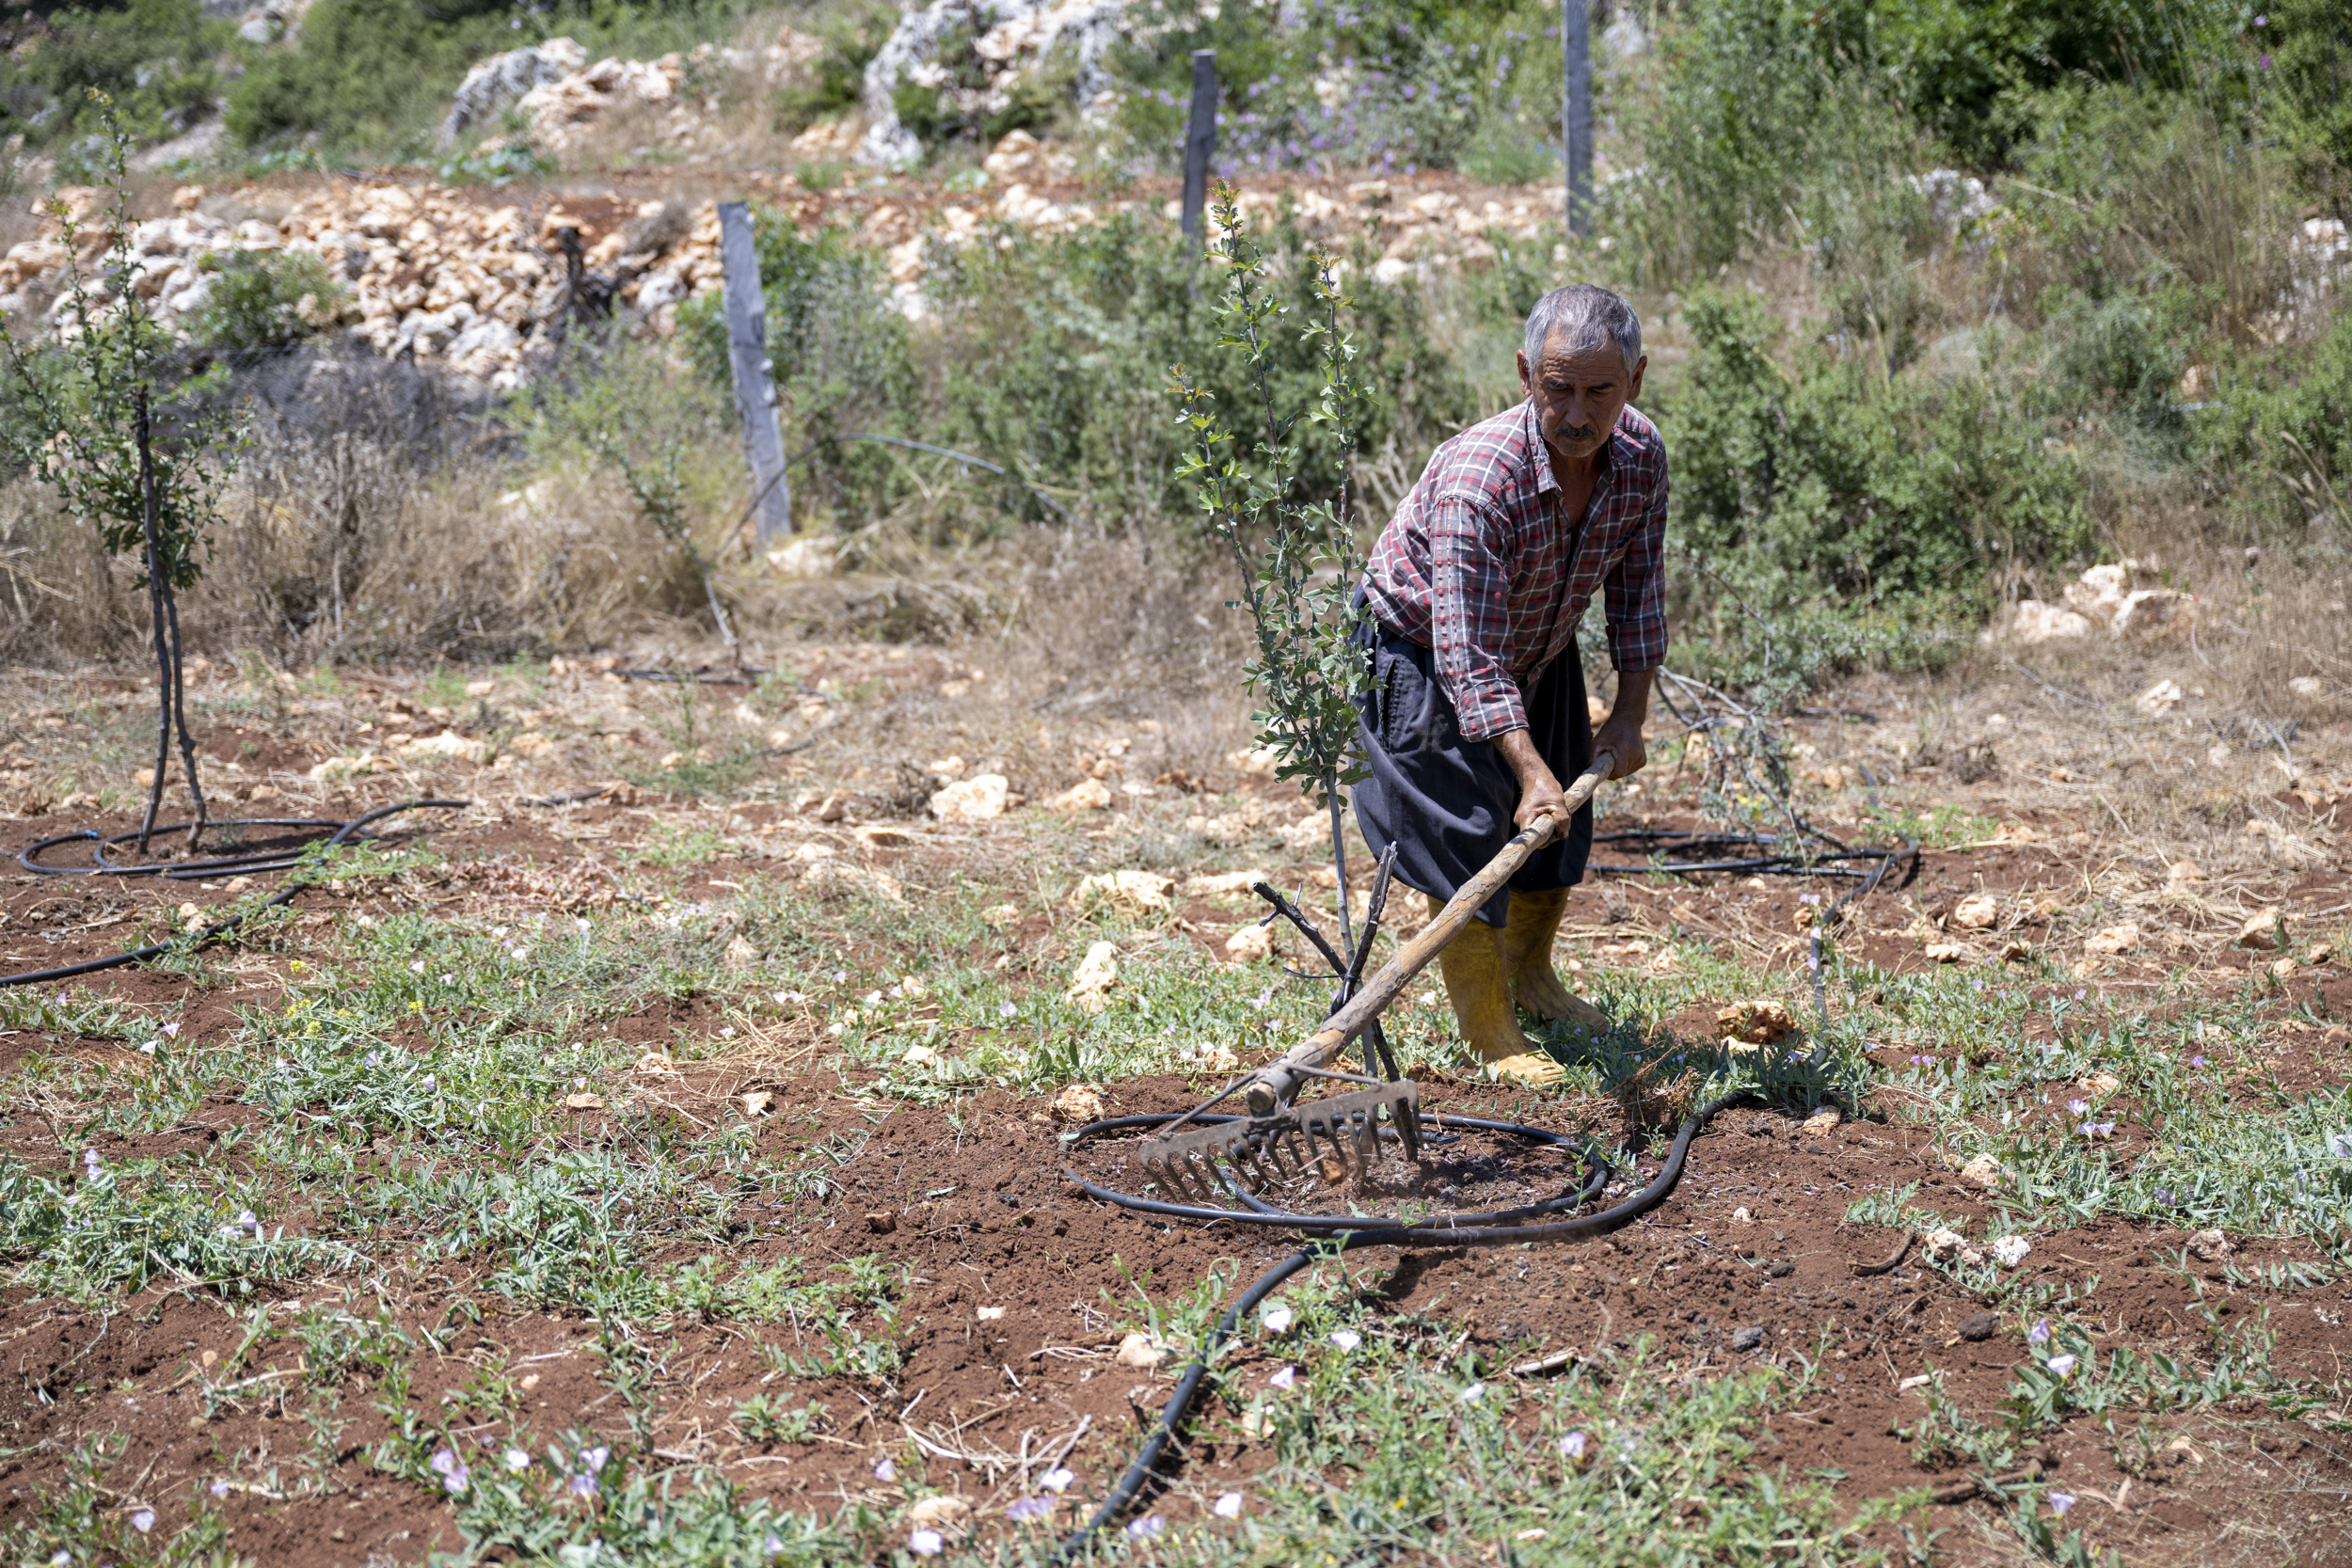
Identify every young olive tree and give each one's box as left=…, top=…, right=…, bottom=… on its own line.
left=1170, top=184, right=1376, bottom=955
left=0, top=92, right=245, bottom=852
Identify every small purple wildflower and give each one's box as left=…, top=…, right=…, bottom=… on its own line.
left=1007, top=1497, right=1052, bottom=1522
left=2028, top=1318, right=2050, bottom=1344
left=130, top=1509, right=154, bottom=1532
left=443, top=1465, right=469, bottom=1496
left=909, top=1528, right=944, bottom=1557
left=1040, top=1466, right=1073, bottom=1493
left=2048, top=1353, right=2078, bottom=1377
left=1127, top=1515, right=1166, bottom=1539
left=430, top=1448, right=457, bottom=1476
left=875, top=1457, right=897, bottom=1482
left=567, top=1473, right=597, bottom=1499
left=2049, top=1490, right=2077, bottom=1515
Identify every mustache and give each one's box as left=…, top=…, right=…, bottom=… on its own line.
left=1555, top=423, right=1598, bottom=442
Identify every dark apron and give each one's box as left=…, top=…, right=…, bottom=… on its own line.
left=1348, top=605, right=1595, bottom=929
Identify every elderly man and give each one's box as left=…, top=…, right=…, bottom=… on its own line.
left=1354, top=284, right=1664, bottom=1087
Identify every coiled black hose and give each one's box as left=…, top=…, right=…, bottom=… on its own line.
left=2, top=799, right=469, bottom=988
left=1051, top=1094, right=1738, bottom=1557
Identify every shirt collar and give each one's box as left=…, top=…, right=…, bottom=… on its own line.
left=1520, top=400, right=1624, bottom=494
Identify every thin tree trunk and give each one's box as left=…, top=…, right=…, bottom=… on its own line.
left=134, top=388, right=170, bottom=858
left=1325, top=777, right=1354, bottom=962
left=164, top=581, right=206, bottom=852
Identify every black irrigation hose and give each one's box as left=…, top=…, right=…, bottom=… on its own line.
left=2, top=800, right=469, bottom=989
left=1049, top=1094, right=1740, bottom=1558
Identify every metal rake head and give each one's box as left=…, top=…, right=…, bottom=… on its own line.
left=1139, top=1082, right=1423, bottom=1202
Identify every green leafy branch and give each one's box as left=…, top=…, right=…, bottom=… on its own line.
left=1171, top=182, right=1375, bottom=950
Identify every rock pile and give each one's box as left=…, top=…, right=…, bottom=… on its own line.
left=445, top=30, right=823, bottom=155
left=0, top=129, right=1554, bottom=387
left=1989, top=560, right=2194, bottom=646
left=856, top=0, right=1126, bottom=166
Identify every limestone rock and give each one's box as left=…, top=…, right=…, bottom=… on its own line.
left=1050, top=1082, right=1107, bottom=1124
left=1958, top=1153, right=2003, bottom=1191
left=1950, top=892, right=2001, bottom=930
left=1717, top=999, right=1796, bottom=1045
left=930, top=772, right=1009, bottom=823
left=1073, top=870, right=1175, bottom=911
left=1114, top=1332, right=1169, bottom=1370
left=1223, top=924, right=1274, bottom=962
left=1047, top=777, right=1113, bottom=812
left=2237, top=910, right=2288, bottom=951
left=2085, top=924, right=2140, bottom=955
left=2134, top=679, right=2184, bottom=716
left=1064, top=940, right=1119, bottom=1011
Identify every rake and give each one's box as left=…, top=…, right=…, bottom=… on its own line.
left=1137, top=752, right=1615, bottom=1197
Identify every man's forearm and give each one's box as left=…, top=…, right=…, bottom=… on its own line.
left=1610, top=668, right=1654, bottom=726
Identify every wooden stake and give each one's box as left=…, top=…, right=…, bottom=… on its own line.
left=718, top=200, right=793, bottom=546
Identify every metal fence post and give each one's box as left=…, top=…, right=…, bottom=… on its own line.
left=1182, top=50, right=1218, bottom=245
left=1561, top=0, right=1591, bottom=237
left=718, top=199, right=793, bottom=546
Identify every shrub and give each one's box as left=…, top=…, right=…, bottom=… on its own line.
left=1107, top=0, right=1560, bottom=177
left=2195, top=311, right=2352, bottom=544
left=673, top=203, right=1474, bottom=543
left=1656, top=288, right=2090, bottom=651
left=0, top=0, right=224, bottom=150
left=771, top=6, right=893, bottom=135
left=185, top=250, right=349, bottom=356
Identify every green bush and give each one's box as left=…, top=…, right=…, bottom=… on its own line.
left=224, top=0, right=738, bottom=153
left=771, top=6, right=892, bottom=135
left=674, top=202, right=1474, bottom=542
left=1656, top=288, right=2090, bottom=649
left=185, top=250, right=347, bottom=355
left=224, top=0, right=501, bottom=150
left=0, top=0, right=224, bottom=150
left=2257, top=0, right=2352, bottom=187
left=2194, top=311, right=2352, bottom=543
left=1108, top=0, right=1561, bottom=177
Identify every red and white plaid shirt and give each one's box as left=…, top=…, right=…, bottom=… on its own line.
left=1361, top=400, right=1668, bottom=742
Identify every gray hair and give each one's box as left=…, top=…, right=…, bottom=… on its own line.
left=1523, top=284, right=1642, bottom=376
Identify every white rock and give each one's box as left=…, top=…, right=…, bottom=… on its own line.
left=1989, top=1235, right=2032, bottom=1269
left=1073, top=870, right=1175, bottom=911
left=1115, top=1332, right=1168, bottom=1370
left=930, top=773, right=1009, bottom=823
left=2236, top=910, right=2288, bottom=951
left=2064, top=563, right=2130, bottom=624
left=1950, top=892, right=2000, bottom=930
left=2084, top=924, right=2140, bottom=955
left=1046, top=778, right=1113, bottom=812
left=2287, top=675, right=2325, bottom=700
left=2133, top=679, right=2184, bottom=716
left=1064, top=940, right=1119, bottom=1011
left=1223, top=924, right=1273, bottom=962
left=2004, top=599, right=2092, bottom=643
left=1959, top=1154, right=2003, bottom=1191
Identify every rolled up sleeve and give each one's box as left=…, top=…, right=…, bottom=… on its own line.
left=1603, top=451, right=1669, bottom=673
left=1427, top=496, right=1526, bottom=741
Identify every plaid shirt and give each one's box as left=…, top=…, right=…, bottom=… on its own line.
left=1361, top=400, right=1668, bottom=742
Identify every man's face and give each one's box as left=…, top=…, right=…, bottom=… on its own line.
left=1518, top=334, right=1646, bottom=467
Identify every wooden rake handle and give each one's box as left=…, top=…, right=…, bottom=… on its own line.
left=1240, top=751, right=1615, bottom=1116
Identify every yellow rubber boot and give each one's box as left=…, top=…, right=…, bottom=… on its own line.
left=1433, top=895, right=1564, bottom=1088
left=1502, top=886, right=1611, bottom=1036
